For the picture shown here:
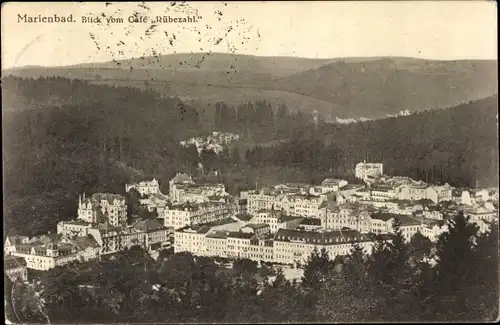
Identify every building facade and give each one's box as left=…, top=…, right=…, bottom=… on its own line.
left=355, top=162, right=383, bottom=180
left=164, top=201, right=233, bottom=229
left=125, top=178, right=161, bottom=197
left=77, top=193, right=127, bottom=227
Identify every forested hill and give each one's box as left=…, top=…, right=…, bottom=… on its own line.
left=5, top=55, right=497, bottom=119
left=243, top=96, right=498, bottom=188
left=2, top=76, right=498, bottom=237
left=2, top=76, right=201, bottom=237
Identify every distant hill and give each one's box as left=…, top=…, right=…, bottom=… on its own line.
left=255, top=58, right=498, bottom=118
left=4, top=53, right=497, bottom=119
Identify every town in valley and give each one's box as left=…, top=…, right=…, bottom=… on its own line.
left=3, top=1, right=498, bottom=324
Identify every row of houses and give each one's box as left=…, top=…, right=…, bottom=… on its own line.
left=174, top=219, right=376, bottom=265
left=5, top=218, right=173, bottom=271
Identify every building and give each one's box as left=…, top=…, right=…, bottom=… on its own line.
left=320, top=203, right=372, bottom=233
left=88, top=220, right=171, bottom=256
left=4, top=256, right=28, bottom=282
left=247, top=189, right=283, bottom=215
left=321, top=178, right=348, bottom=191
left=7, top=234, right=100, bottom=271
left=355, top=162, right=383, bottom=180
left=140, top=193, right=170, bottom=216
left=370, top=185, right=397, bottom=201
left=464, top=205, right=498, bottom=233
left=174, top=219, right=243, bottom=257
left=426, top=184, right=453, bottom=203
left=298, top=218, right=322, bottom=231
left=291, top=194, right=326, bottom=218
left=250, top=210, right=303, bottom=233
left=422, top=206, right=444, bottom=220
left=395, top=182, right=429, bottom=201
left=170, top=182, right=228, bottom=204
left=125, top=178, right=161, bottom=197
left=57, top=220, right=94, bottom=237
left=164, top=201, right=233, bottom=229
left=4, top=236, right=30, bottom=255
left=174, top=226, right=210, bottom=256
left=241, top=223, right=271, bottom=236
left=273, top=228, right=374, bottom=265
left=77, top=193, right=127, bottom=227
left=168, top=173, right=195, bottom=195
left=420, top=220, right=449, bottom=242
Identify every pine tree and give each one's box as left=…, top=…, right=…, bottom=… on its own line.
left=433, top=211, right=481, bottom=321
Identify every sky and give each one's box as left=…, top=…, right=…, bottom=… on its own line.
left=1, top=1, right=497, bottom=69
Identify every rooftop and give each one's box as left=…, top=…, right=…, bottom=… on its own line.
left=227, top=232, right=255, bottom=239
left=205, top=230, right=228, bottom=239
left=234, top=213, right=254, bottom=222
left=274, top=228, right=369, bottom=245
left=132, top=219, right=167, bottom=232
left=278, top=215, right=303, bottom=223
left=243, top=223, right=270, bottom=230
left=300, top=218, right=322, bottom=226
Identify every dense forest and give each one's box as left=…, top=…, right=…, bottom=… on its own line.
left=2, top=76, right=498, bottom=237
left=5, top=214, right=498, bottom=323
left=242, top=95, right=499, bottom=186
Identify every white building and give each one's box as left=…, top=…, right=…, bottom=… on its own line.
left=355, top=162, right=383, bottom=180
left=6, top=234, right=100, bottom=271
left=426, top=184, right=453, bottom=203
left=164, top=201, right=233, bottom=229
left=250, top=210, right=303, bottom=233
left=169, top=176, right=228, bottom=204
left=57, top=220, right=94, bottom=237
left=125, top=178, right=161, bottom=197
left=88, top=219, right=172, bottom=255
left=273, top=228, right=374, bottom=265
left=77, top=193, right=127, bottom=227
left=320, top=178, right=348, bottom=192
left=464, top=205, right=498, bottom=233
left=140, top=193, right=170, bottom=216
left=320, top=202, right=372, bottom=234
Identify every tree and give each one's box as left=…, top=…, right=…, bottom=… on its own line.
left=233, top=258, right=258, bottom=276
left=302, top=247, right=334, bottom=291
left=126, top=187, right=142, bottom=219
left=230, top=147, right=241, bottom=167
left=300, top=247, right=335, bottom=321
left=366, top=218, right=415, bottom=321
left=317, top=243, right=378, bottom=322
left=408, top=231, right=433, bottom=264
left=432, top=212, right=482, bottom=321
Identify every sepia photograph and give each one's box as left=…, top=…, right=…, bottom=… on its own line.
left=2, top=1, right=498, bottom=323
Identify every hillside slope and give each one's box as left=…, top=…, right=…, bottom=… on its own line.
left=3, top=54, right=497, bottom=119
left=255, top=58, right=498, bottom=118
